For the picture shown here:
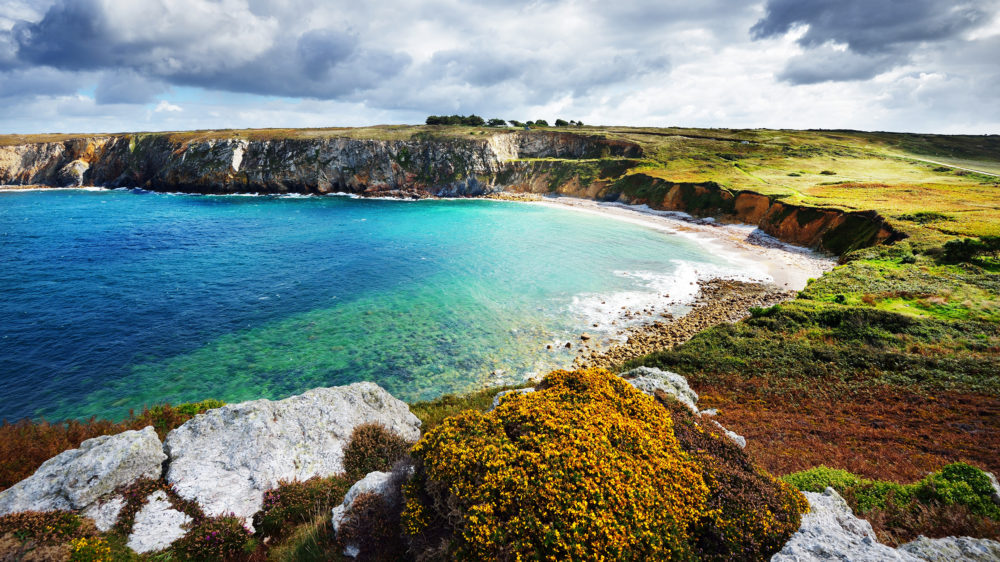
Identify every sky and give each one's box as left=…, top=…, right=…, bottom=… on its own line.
left=1, top=0, right=998, bottom=135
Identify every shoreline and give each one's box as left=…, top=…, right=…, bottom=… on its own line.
left=571, top=278, right=793, bottom=371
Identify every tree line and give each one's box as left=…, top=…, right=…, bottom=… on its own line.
left=425, top=115, right=584, bottom=127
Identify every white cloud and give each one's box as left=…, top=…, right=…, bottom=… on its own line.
left=154, top=100, right=182, bottom=113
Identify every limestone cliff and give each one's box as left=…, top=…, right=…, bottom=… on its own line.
left=0, top=129, right=900, bottom=254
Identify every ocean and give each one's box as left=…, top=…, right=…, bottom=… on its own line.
left=0, top=189, right=758, bottom=421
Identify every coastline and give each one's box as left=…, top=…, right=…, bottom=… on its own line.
left=523, top=195, right=835, bottom=372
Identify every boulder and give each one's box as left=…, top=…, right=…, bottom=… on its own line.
left=772, top=487, right=918, bottom=561
left=0, top=427, right=165, bottom=516
left=899, top=535, right=1000, bottom=561
left=331, top=470, right=402, bottom=558
left=621, top=366, right=698, bottom=413
left=489, top=388, right=535, bottom=411
left=164, top=382, right=420, bottom=525
left=773, top=487, right=1000, bottom=561
left=126, top=490, right=192, bottom=554
left=82, top=495, right=126, bottom=532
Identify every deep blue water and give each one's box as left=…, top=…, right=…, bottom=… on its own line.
left=0, top=190, right=739, bottom=421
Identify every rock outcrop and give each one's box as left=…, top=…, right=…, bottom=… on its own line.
left=164, top=382, right=421, bottom=525
left=621, top=366, right=699, bottom=413
left=899, top=535, right=1000, bottom=561
left=125, top=490, right=192, bottom=554
left=0, top=427, right=165, bottom=516
left=772, top=487, right=1000, bottom=561
left=330, top=470, right=397, bottom=558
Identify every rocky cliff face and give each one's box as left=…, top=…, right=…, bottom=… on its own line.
left=0, top=131, right=638, bottom=197
left=0, top=130, right=899, bottom=254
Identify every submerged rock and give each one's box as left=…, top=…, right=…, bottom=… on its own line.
left=126, top=490, right=192, bottom=554
left=164, top=382, right=420, bottom=525
left=0, top=427, right=165, bottom=517
left=621, top=366, right=699, bottom=413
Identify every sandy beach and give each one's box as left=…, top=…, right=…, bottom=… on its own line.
left=526, top=195, right=837, bottom=370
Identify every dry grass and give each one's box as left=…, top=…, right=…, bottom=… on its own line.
left=703, top=387, right=1000, bottom=483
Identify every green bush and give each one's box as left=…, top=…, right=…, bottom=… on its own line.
left=342, top=423, right=412, bottom=481
left=784, top=462, right=999, bottom=518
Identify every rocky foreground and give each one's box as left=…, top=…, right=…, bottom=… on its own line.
left=1, top=373, right=998, bottom=560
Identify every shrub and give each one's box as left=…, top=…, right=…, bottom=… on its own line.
left=554, top=118, right=569, bottom=127
left=657, top=394, right=807, bottom=560
left=403, top=368, right=709, bottom=560
left=342, top=423, right=412, bottom=481
left=532, top=119, right=549, bottom=127
left=0, top=510, right=94, bottom=545
left=173, top=515, right=257, bottom=561
left=69, top=536, right=114, bottom=561
left=253, top=475, right=353, bottom=539
left=782, top=466, right=862, bottom=493
left=943, top=238, right=988, bottom=263
left=784, top=463, right=1000, bottom=544
left=820, top=170, right=836, bottom=175
left=337, top=490, right=407, bottom=562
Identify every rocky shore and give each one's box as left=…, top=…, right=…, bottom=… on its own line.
left=574, top=278, right=794, bottom=371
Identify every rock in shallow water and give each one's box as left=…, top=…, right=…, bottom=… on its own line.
left=0, top=426, right=165, bottom=517
left=164, top=382, right=421, bottom=526
left=126, top=490, right=192, bottom=554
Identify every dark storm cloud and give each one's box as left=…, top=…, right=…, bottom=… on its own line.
left=3, top=0, right=412, bottom=101
left=752, top=0, right=997, bottom=84
left=751, top=0, right=991, bottom=53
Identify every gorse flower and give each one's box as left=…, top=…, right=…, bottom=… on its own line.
left=403, top=368, right=710, bottom=560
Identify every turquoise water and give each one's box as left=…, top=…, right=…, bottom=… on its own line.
left=0, top=190, right=739, bottom=421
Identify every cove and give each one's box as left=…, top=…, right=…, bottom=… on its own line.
left=1, top=189, right=758, bottom=421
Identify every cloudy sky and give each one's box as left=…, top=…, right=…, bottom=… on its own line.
left=1, top=0, right=998, bottom=134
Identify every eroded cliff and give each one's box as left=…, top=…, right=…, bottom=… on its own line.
left=0, top=129, right=900, bottom=254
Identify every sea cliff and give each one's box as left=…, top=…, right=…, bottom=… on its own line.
left=0, top=129, right=899, bottom=254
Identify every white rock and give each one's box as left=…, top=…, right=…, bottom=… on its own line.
left=331, top=470, right=399, bottom=558
left=126, top=491, right=192, bottom=554
left=489, top=388, right=535, bottom=411
left=82, top=495, right=126, bottom=532
left=0, top=427, right=166, bottom=516
left=621, top=366, right=699, bottom=413
left=711, top=419, right=747, bottom=449
left=331, top=471, right=395, bottom=533
left=986, top=471, right=1000, bottom=505
left=899, top=535, right=1000, bottom=561
left=772, top=487, right=920, bottom=561
left=164, top=382, right=420, bottom=525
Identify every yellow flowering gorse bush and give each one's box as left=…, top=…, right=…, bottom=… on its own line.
left=403, top=368, right=709, bottom=560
